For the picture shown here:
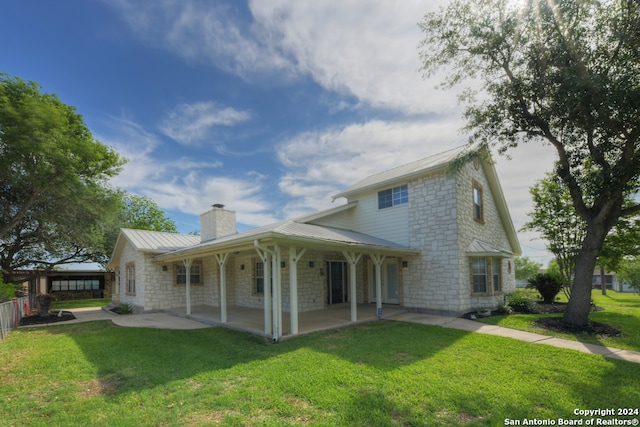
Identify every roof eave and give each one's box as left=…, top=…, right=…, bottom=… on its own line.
left=332, top=163, right=448, bottom=201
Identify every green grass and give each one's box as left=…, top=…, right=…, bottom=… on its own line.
left=1, top=319, right=639, bottom=426
left=478, top=290, right=640, bottom=352
left=52, top=298, right=112, bottom=310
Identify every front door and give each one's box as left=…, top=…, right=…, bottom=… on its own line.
left=370, top=259, right=400, bottom=304
left=326, top=261, right=348, bottom=305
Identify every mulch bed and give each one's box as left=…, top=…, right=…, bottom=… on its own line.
left=464, top=302, right=621, bottom=338
left=19, top=311, right=76, bottom=326
left=534, top=317, right=621, bottom=337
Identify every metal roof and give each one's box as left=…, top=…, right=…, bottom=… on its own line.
left=333, top=144, right=475, bottom=200
left=154, top=219, right=418, bottom=262
left=119, top=229, right=201, bottom=253
left=465, top=239, right=513, bottom=257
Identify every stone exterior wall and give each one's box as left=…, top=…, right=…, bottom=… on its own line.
left=401, top=160, right=516, bottom=315
left=455, top=161, right=516, bottom=312
left=404, top=171, right=461, bottom=314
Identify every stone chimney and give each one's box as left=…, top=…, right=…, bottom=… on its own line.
left=200, top=204, right=237, bottom=242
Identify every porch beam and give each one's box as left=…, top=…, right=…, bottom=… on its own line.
left=289, top=246, right=307, bottom=335
left=183, top=258, right=193, bottom=316
left=215, top=253, right=229, bottom=323
left=342, top=251, right=362, bottom=322
left=370, top=254, right=386, bottom=318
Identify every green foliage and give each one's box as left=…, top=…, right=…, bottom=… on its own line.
left=419, top=0, right=640, bottom=326
left=120, top=194, right=177, bottom=232
left=514, top=256, right=542, bottom=281
left=522, top=174, right=585, bottom=289
left=0, top=73, right=125, bottom=270
left=505, top=290, right=539, bottom=314
left=2, top=320, right=639, bottom=425
left=115, top=303, right=132, bottom=314
left=618, top=258, right=640, bottom=292
left=0, top=276, right=15, bottom=302
left=527, top=273, right=563, bottom=304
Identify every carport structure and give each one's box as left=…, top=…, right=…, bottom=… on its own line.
left=154, top=218, right=419, bottom=341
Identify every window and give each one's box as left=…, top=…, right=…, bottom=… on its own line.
left=255, top=261, right=264, bottom=294
left=175, top=263, right=202, bottom=285
left=470, top=257, right=502, bottom=295
left=492, top=258, right=501, bottom=292
left=125, top=262, right=136, bottom=295
left=378, top=185, right=408, bottom=209
left=472, top=180, right=484, bottom=222
left=471, top=258, right=487, bottom=293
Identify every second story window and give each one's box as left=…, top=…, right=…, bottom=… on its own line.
left=378, top=185, right=408, bottom=209
left=472, top=180, right=484, bottom=223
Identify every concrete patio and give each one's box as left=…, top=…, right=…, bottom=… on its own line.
left=164, top=303, right=408, bottom=338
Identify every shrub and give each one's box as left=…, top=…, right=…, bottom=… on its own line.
left=506, top=290, right=539, bottom=313
left=0, top=276, right=15, bottom=302
left=527, top=273, right=563, bottom=304
left=115, top=303, right=132, bottom=314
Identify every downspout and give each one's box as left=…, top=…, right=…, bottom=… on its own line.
left=254, top=240, right=280, bottom=342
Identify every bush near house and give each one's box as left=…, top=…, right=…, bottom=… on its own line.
left=527, top=272, right=563, bottom=304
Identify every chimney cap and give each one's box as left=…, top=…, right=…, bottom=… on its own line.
left=212, top=203, right=225, bottom=209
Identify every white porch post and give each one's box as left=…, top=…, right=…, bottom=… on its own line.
left=371, top=254, right=386, bottom=318
left=215, top=253, right=229, bottom=323
left=254, top=240, right=273, bottom=336
left=342, top=251, right=363, bottom=322
left=273, top=245, right=282, bottom=340
left=183, top=258, right=193, bottom=316
left=289, top=246, right=307, bottom=335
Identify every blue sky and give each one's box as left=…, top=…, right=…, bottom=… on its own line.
left=1, top=0, right=557, bottom=265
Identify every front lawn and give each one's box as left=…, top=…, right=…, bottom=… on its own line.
left=478, top=290, right=640, bottom=352
left=1, top=319, right=639, bottom=426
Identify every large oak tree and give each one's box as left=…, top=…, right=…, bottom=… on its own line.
left=420, top=0, right=640, bottom=325
left=0, top=73, right=124, bottom=270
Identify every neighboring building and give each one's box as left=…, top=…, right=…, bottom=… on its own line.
left=107, top=144, right=521, bottom=338
left=593, top=270, right=635, bottom=293
left=4, top=269, right=113, bottom=300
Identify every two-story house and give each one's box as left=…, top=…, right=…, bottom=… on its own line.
left=107, top=144, right=521, bottom=339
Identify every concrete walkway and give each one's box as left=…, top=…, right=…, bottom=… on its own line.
left=45, top=307, right=640, bottom=364
left=392, top=312, right=640, bottom=364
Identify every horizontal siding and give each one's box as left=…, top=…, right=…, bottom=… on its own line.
left=349, top=192, right=409, bottom=246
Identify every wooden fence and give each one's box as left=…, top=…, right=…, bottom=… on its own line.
left=0, top=297, right=30, bottom=341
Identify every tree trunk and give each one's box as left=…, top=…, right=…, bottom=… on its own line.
left=563, top=229, right=606, bottom=326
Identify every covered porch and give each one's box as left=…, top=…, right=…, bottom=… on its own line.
left=164, top=303, right=408, bottom=339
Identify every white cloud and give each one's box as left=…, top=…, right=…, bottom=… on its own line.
left=107, top=0, right=458, bottom=115
left=99, top=116, right=279, bottom=226
left=276, top=118, right=468, bottom=214
left=105, top=0, right=295, bottom=80
left=160, top=101, right=251, bottom=146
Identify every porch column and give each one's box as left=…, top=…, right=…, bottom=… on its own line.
left=254, top=241, right=273, bottom=335
left=289, top=246, right=307, bottom=335
left=273, top=245, right=282, bottom=340
left=342, top=251, right=363, bottom=322
left=371, top=254, right=386, bottom=318
left=215, top=253, right=229, bottom=323
left=183, top=258, right=193, bottom=316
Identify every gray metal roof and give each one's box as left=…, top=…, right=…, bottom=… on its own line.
left=332, top=144, right=474, bottom=200
left=120, top=229, right=201, bottom=253
left=154, top=218, right=417, bottom=262
left=465, top=239, right=513, bottom=256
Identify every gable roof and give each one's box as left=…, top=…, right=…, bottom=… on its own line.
left=106, top=229, right=200, bottom=268
left=332, top=143, right=521, bottom=256
left=332, top=144, right=474, bottom=201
